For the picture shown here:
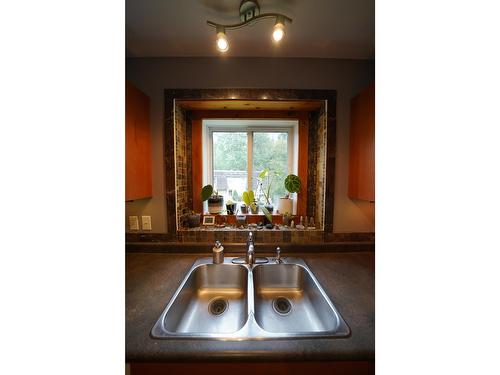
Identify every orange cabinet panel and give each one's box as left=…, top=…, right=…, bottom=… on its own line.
left=126, top=81, right=152, bottom=201
left=348, top=83, right=375, bottom=201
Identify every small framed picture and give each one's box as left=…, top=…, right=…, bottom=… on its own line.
left=202, top=215, right=215, bottom=226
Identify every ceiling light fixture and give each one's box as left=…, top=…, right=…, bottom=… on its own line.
left=272, top=15, right=286, bottom=42
left=207, top=0, right=292, bottom=53
left=215, top=26, right=229, bottom=52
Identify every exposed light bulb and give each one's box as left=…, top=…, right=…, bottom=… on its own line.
left=272, top=22, right=285, bottom=42
left=216, top=32, right=229, bottom=52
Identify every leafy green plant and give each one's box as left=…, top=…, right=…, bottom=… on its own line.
left=201, top=184, right=214, bottom=202
left=242, top=190, right=258, bottom=211
left=258, top=167, right=279, bottom=205
left=261, top=205, right=273, bottom=224
left=242, top=190, right=254, bottom=205
left=284, top=174, right=301, bottom=196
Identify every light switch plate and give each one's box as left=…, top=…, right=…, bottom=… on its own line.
left=129, top=216, right=139, bottom=231
left=141, top=215, right=152, bottom=231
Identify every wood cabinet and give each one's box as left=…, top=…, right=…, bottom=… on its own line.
left=126, top=81, right=152, bottom=201
left=348, top=83, right=375, bottom=201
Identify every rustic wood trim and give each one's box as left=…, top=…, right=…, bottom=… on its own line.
left=324, top=104, right=336, bottom=232
left=164, top=94, right=176, bottom=234
left=190, top=109, right=310, bottom=120
left=191, top=118, right=203, bottom=213
left=164, top=89, right=337, bottom=235
left=297, top=114, right=309, bottom=217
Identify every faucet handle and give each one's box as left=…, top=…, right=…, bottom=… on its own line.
left=275, top=246, right=282, bottom=263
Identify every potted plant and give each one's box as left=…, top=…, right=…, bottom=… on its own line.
left=278, top=174, right=301, bottom=215
left=242, top=190, right=258, bottom=214
left=201, top=184, right=224, bottom=214
left=257, top=167, right=279, bottom=213
left=226, top=199, right=237, bottom=215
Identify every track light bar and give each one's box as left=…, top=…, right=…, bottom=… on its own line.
left=207, top=0, right=292, bottom=53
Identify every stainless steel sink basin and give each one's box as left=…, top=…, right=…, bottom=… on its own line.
left=158, top=264, right=248, bottom=334
left=253, top=263, right=345, bottom=334
left=151, top=257, right=349, bottom=340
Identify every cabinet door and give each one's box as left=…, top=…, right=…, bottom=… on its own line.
left=126, top=81, right=152, bottom=201
left=348, top=83, right=375, bottom=201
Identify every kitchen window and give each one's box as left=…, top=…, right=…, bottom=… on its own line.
left=203, top=119, right=298, bottom=207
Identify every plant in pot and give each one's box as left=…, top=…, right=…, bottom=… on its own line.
left=201, top=184, right=224, bottom=214
left=278, top=174, right=302, bottom=216
left=257, top=167, right=279, bottom=213
left=242, top=190, right=258, bottom=214
left=261, top=205, right=273, bottom=228
left=226, top=199, right=237, bottom=215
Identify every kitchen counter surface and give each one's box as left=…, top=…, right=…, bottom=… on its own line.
left=126, top=251, right=374, bottom=362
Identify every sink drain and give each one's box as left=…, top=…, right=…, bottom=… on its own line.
left=208, top=298, right=228, bottom=316
left=273, top=297, right=292, bottom=315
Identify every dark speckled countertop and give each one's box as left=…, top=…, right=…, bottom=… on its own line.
left=126, top=251, right=374, bottom=362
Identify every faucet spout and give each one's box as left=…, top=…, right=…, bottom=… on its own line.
left=246, top=232, right=255, bottom=264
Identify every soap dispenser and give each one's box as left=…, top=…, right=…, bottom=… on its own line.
left=212, top=240, right=224, bottom=264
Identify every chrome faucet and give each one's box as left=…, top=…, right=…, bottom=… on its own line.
left=246, top=232, right=255, bottom=264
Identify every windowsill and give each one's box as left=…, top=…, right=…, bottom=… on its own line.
left=178, top=226, right=323, bottom=232
left=180, top=213, right=320, bottom=231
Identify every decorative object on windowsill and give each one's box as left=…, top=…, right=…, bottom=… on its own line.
left=202, top=215, right=216, bottom=226
left=279, top=174, right=302, bottom=215
left=282, top=212, right=293, bottom=226
left=201, top=184, right=225, bottom=214
left=185, top=211, right=201, bottom=228
left=240, top=203, right=248, bottom=214
left=242, top=190, right=259, bottom=214
left=236, top=214, right=247, bottom=227
left=257, top=167, right=279, bottom=214
left=207, top=1, right=292, bottom=53
left=308, top=217, right=316, bottom=230
left=226, top=200, right=237, bottom=215
left=295, top=215, right=305, bottom=230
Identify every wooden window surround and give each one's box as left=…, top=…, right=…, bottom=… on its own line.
left=164, top=89, right=337, bottom=235
left=189, top=110, right=309, bottom=216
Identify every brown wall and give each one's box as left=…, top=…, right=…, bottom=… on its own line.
left=125, top=57, right=375, bottom=233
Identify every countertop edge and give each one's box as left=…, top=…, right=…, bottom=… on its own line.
left=126, top=241, right=375, bottom=253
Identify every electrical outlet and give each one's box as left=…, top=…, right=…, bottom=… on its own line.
left=129, top=216, right=139, bottom=231
left=141, top=216, right=152, bottom=231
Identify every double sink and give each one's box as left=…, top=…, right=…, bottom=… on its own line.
left=151, top=256, right=350, bottom=340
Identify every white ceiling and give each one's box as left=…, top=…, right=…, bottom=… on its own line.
left=126, top=0, right=374, bottom=59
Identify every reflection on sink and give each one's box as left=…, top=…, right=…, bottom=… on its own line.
left=253, top=264, right=341, bottom=334
left=161, top=264, right=247, bottom=334
left=151, top=257, right=349, bottom=340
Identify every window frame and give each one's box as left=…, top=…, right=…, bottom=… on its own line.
left=203, top=120, right=298, bottom=195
